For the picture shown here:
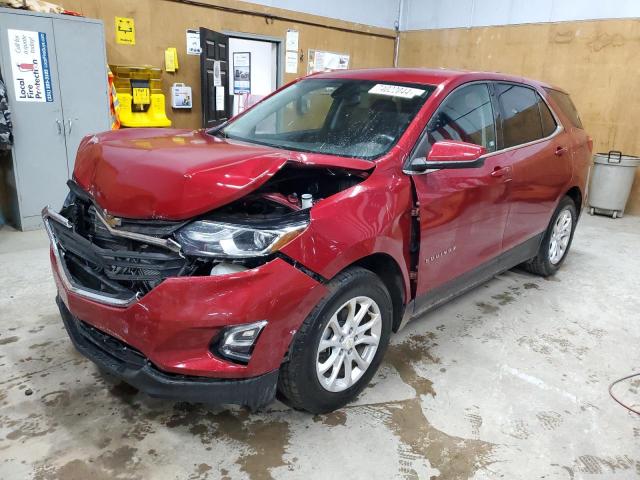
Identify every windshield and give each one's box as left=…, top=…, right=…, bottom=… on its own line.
left=218, top=79, right=434, bottom=160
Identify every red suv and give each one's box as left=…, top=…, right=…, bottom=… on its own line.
left=43, top=69, right=591, bottom=413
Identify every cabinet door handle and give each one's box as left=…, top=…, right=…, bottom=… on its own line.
left=67, top=119, right=73, bottom=134
left=56, top=119, right=63, bottom=135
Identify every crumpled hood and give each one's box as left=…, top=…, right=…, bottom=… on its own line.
left=73, top=128, right=373, bottom=220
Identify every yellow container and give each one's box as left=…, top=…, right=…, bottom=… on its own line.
left=110, top=65, right=171, bottom=128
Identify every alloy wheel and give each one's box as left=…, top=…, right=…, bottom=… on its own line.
left=549, top=208, right=573, bottom=265
left=315, top=296, right=382, bottom=393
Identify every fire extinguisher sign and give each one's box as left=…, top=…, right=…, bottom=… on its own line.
left=7, top=29, right=54, bottom=103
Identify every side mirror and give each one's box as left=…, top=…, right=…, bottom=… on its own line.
left=410, top=140, right=487, bottom=171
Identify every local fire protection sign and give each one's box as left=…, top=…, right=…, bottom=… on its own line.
left=7, top=29, right=54, bottom=103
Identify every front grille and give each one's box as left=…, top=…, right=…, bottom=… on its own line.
left=52, top=188, right=199, bottom=299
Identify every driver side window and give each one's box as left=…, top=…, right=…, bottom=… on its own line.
left=415, top=83, right=496, bottom=158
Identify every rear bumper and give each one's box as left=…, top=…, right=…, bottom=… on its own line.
left=57, top=297, right=278, bottom=409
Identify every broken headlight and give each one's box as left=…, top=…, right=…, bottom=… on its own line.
left=175, top=218, right=309, bottom=258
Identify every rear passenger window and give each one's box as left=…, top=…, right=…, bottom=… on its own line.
left=537, top=94, right=557, bottom=137
left=423, top=83, right=496, bottom=154
left=496, top=83, right=544, bottom=148
left=545, top=88, right=583, bottom=129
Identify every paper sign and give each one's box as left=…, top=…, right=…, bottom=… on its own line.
left=7, top=29, right=53, bottom=102
left=308, top=50, right=350, bottom=73
left=285, top=51, right=298, bottom=74
left=186, top=29, right=201, bottom=55
left=171, top=83, right=192, bottom=109
left=215, top=86, right=225, bottom=111
left=233, top=52, right=250, bottom=67
left=213, top=60, right=222, bottom=87
left=286, top=29, right=299, bottom=51
left=369, top=84, right=425, bottom=99
left=165, top=47, right=178, bottom=72
left=132, top=87, right=150, bottom=105
left=115, top=17, right=135, bottom=45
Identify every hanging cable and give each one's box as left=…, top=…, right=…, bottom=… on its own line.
left=609, top=372, right=640, bottom=416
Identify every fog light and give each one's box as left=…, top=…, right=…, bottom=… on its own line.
left=215, top=320, right=267, bottom=363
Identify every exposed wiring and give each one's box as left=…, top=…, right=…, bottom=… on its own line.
left=608, top=373, right=640, bottom=416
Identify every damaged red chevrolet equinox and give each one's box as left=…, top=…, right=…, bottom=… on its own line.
left=44, top=69, right=591, bottom=413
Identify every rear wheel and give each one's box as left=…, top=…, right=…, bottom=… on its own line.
left=523, top=196, right=577, bottom=277
left=278, top=267, right=392, bottom=413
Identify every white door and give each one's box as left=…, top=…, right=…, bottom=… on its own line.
left=228, top=37, right=278, bottom=115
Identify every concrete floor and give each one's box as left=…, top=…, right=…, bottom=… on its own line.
left=0, top=213, right=639, bottom=480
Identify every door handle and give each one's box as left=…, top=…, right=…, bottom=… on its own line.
left=555, top=146, right=568, bottom=156
left=56, top=119, right=63, bottom=135
left=67, top=119, right=73, bottom=134
left=491, top=166, right=510, bottom=177
left=491, top=166, right=513, bottom=183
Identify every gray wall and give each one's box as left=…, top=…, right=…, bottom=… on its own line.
left=401, top=0, right=640, bottom=30
left=241, top=0, right=402, bottom=29
left=243, top=0, right=640, bottom=31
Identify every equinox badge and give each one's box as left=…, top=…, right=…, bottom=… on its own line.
left=425, top=246, right=457, bottom=263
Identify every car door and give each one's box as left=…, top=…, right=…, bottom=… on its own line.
left=408, top=82, right=512, bottom=311
left=494, top=83, right=573, bottom=251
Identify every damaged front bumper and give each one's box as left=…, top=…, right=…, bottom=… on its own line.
left=56, top=297, right=279, bottom=410
left=44, top=205, right=329, bottom=407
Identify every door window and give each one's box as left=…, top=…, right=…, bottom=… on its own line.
left=496, top=83, right=548, bottom=148
left=416, top=83, right=496, bottom=158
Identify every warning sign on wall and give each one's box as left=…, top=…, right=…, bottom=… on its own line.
left=7, top=29, right=54, bottom=103
left=115, top=17, right=135, bottom=45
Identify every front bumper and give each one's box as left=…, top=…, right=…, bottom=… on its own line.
left=50, top=249, right=327, bottom=378
left=57, top=297, right=278, bottom=409
left=45, top=204, right=329, bottom=380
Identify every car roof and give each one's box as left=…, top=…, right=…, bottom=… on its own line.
left=308, top=67, right=564, bottom=93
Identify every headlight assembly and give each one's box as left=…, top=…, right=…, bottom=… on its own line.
left=175, top=217, right=309, bottom=258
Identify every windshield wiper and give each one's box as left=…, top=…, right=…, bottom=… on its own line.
left=206, top=122, right=228, bottom=138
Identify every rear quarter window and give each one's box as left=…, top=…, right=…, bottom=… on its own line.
left=537, top=93, right=557, bottom=137
left=544, top=88, right=583, bottom=129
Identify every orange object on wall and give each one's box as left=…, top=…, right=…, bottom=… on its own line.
left=107, top=67, right=120, bottom=129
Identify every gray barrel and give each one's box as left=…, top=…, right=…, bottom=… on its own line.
left=588, top=151, right=640, bottom=218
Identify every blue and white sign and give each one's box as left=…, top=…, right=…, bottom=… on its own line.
left=7, top=29, right=54, bottom=103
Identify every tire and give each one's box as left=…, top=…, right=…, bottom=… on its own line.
left=523, top=196, right=577, bottom=277
left=277, top=266, right=393, bottom=413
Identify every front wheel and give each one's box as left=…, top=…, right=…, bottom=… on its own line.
left=523, top=196, right=577, bottom=277
left=278, top=267, right=393, bottom=413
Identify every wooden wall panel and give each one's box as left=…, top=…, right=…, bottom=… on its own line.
left=399, top=19, right=640, bottom=214
left=57, top=0, right=395, bottom=130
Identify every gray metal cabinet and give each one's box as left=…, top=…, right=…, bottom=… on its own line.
left=0, top=8, right=109, bottom=230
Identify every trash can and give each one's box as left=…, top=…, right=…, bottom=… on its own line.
left=588, top=151, right=640, bottom=218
